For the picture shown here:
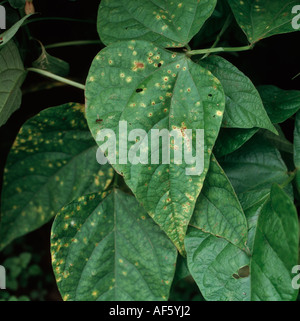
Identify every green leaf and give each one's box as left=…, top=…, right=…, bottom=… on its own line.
left=258, top=85, right=300, bottom=124
left=185, top=228, right=250, bottom=301
left=220, top=135, right=290, bottom=209
left=0, top=103, right=114, bottom=250
left=85, top=40, right=225, bottom=254
left=0, top=40, right=26, bottom=127
left=0, top=14, right=34, bottom=48
left=250, top=185, right=299, bottom=301
left=214, top=127, right=258, bottom=157
left=185, top=184, right=299, bottom=301
left=228, top=0, right=300, bottom=44
left=294, top=111, right=300, bottom=193
left=97, top=0, right=217, bottom=48
left=260, top=126, right=294, bottom=155
left=199, top=55, right=276, bottom=133
left=51, top=188, right=177, bottom=301
left=173, top=255, right=190, bottom=284
left=294, top=111, right=300, bottom=168
left=8, top=0, right=26, bottom=9
left=32, top=41, right=70, bottom=77
left=190, top=155, right=248, bottom=249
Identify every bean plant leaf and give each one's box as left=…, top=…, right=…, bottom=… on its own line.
left=190, top=155, right=248, bottom=249
left=0, top=14, right=34, bottom=48
left=228, top=0, right=300, bottom=44
left=294, top=111, right=300, bottom=193
left=0, top=40, right=26, bottom=127
left=213, top=127, right=258, bottom=157
left=294, top=111, right=300, bottom=167
left=0, top=103, right=114, bottom=250
left=51, top=188, right=177, bottom=301
left=199, top=55, right=276, bottom=133
left=220, top=136, right=291, bottom=209
left=258, top=85, right=300, bottom=124
left=97, top=0, right=217, bottom=48
left=173, top=255, right=190, bottom=284
left=185, top=184, right=299, bottom=301
left=85, top=40, right=225, bottom=254
left=32, top=42, right=70, bottom=77
left=261, top=126, right=294, bottom=155
left=8, top=0, right=26, bottom=9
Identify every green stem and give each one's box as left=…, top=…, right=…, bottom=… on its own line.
left=45, top=40, right=102, bottom=49
left=23, top=17, right=95, bottom=26
left=186, top=45, right=253, bottom=56
left=202, top=15, right=233, bottom=59
left=292, top=72, right=300, bottom=80
left=280, top=170, right=297, bottom=189
left=27, top=68, right=85, bottom=90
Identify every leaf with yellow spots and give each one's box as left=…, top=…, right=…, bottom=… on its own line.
left=98, top=0, right=217, bottom=48
left=228, top=0, right=300, bottom=44
left=199, top=55, right=277, bottom=134
left=0, top=103, right=114, bottom=250
left=189, top=154, right=248, bottom=250
left=85, top=40, right=225, bottom=254
left=51, top=188, right=177, bottom=301
left=0, top=40, right=26, bottom=127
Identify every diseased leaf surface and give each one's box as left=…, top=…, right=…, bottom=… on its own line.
left=98, top=0, right=217, bottom=48
left=199, top=55, right=276, bottom=133
left=51, top=189, right=177, bottom=301
left=228, top=0, right=299, bottom=44
left=0, top=103, right=114, bottom=250
left=0, top=41, right=26, bottom=127
left=85, top=40, right=225, bottom=254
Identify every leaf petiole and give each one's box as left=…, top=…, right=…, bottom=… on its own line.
left=186, top=45, right=253, bottom=57
left=27, top=68, right=85, bottom=90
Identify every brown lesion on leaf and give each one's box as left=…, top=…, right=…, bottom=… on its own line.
left=132, top=61, right=145, bottom=71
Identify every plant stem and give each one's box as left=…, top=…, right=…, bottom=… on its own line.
left=23, top=17, right=95, bottom=26
left=202, top=14, right=233, bottom=59
left=281, top=170, right=297, bottom=189
left=292, top=72, right=300, bottom=80
left=45, top=40, right=102, bottom=49
left=27, top=68, right=85, bottom=90
left=186, top=44, right=253, bottom=56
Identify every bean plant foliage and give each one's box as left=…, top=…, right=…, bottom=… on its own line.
left=0, top=0, right=300, bottom=301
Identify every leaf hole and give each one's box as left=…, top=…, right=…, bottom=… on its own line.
left=136, top=88, right=143, bottom=93
left=238, top=265, right=250, bottom=278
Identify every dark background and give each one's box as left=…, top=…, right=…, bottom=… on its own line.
left=0, top=0, right=299, bottom=300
